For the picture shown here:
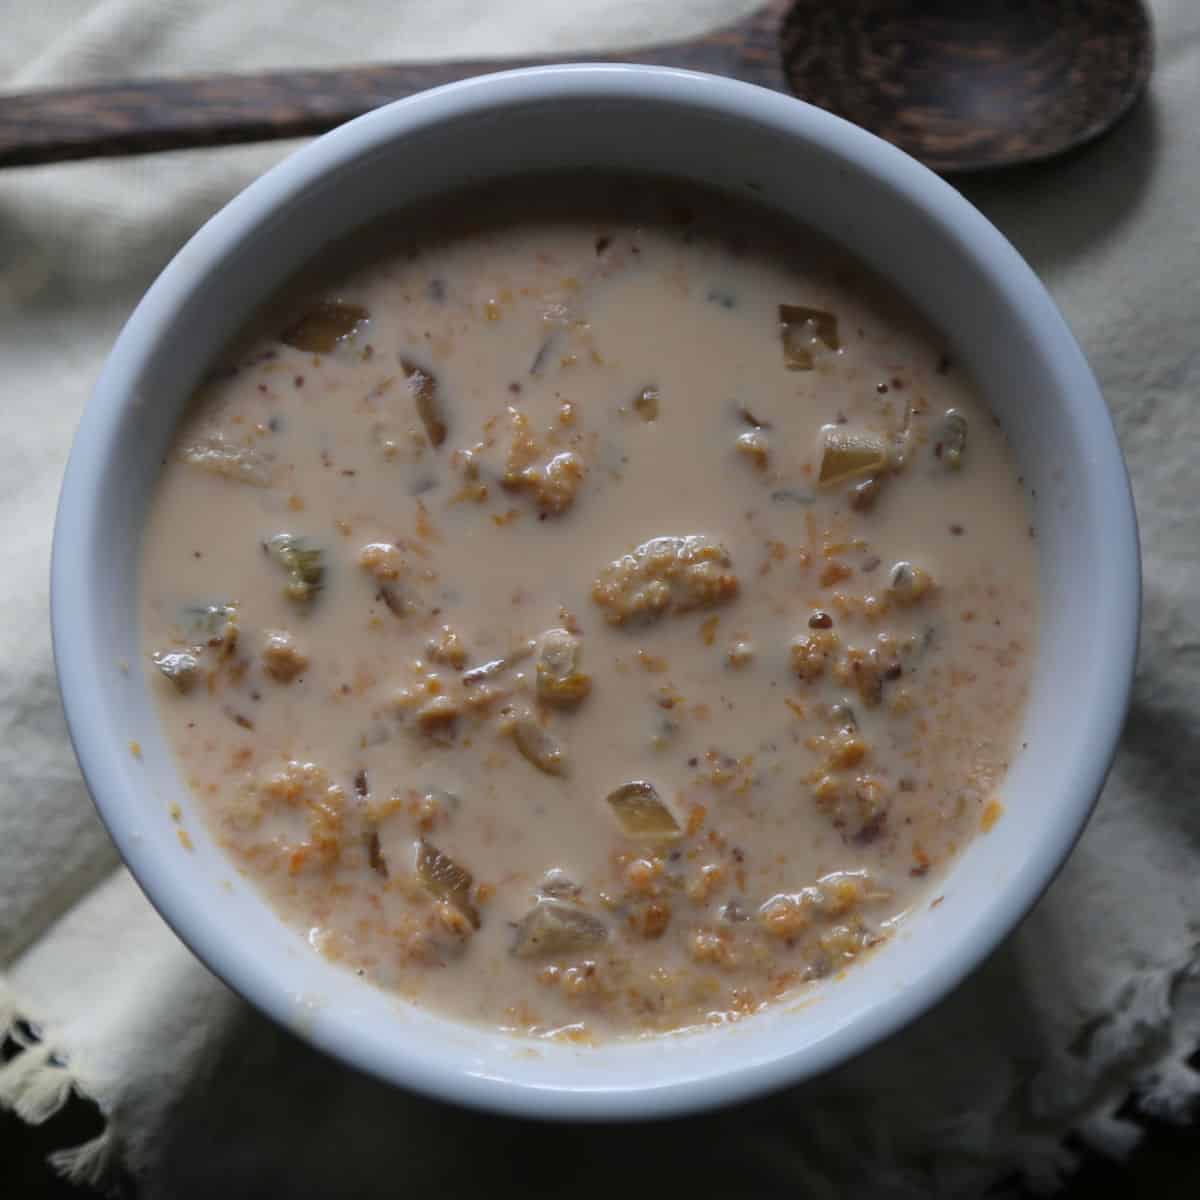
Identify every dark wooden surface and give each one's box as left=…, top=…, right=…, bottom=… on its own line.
left=0, top=0, right=1152, bottom=173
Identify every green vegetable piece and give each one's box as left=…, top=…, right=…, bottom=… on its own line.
left=780, top=304, right=840, bottom=370
left=182, top=603, right=239, bottom=655
left=281, top=300, right=369, bottom=353
left=938, top=409, right=968, bottom=469
left=606, top=781, right=680, bottom=838
left=512, top=900, right=607, bottom=958
left=416, top=839, right=480, bottom=928
left=267, top=534, right=324, bottom=603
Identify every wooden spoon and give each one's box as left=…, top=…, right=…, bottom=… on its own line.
left=0, top=0, right=1152, bottom=173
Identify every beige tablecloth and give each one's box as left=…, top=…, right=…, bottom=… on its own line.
left=2, top=2, right=1198, bottom=1195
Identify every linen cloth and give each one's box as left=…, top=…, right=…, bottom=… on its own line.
left=1, top=2, right=1198, bottom=1195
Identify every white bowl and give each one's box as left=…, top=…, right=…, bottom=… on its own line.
left=51, top=65, right=1139, bottom=1119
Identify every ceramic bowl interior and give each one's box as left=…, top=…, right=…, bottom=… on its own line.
left=51, top=65, right=1138, bottom=1119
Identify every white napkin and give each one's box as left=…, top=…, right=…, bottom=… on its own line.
left=2, top=2, right=1197, bottom=1195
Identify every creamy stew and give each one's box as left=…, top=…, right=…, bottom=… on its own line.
left=140, top=178, right=1037, bottom=1040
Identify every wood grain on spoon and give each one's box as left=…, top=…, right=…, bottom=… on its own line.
left=0, top=0, right=1151, bottom=173
left=0, top=2, right=789, bottom=169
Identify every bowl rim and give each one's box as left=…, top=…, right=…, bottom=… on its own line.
left=51, top=63, right=1140, bottom=1120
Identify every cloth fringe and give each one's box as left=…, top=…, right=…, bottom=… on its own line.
left=48, top=1128, right=119, bottom=1192
left=1, top=953, right=1197, bottom=1196
left=0, top=976, right=119, bottom=1194
left=0, top=1041, right=74, bottom=1124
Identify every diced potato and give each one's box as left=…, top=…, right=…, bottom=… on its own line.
left=780, top=304, right=840, bottom=370
left=606, top=781, right=680, bottom=838
left=536, top=628, right=591, bottom=707
left=512, top=900, right=607, bottom=958
left=281, top=300, right=368, bottom=353
left=816, top=426, right=888, bottom=486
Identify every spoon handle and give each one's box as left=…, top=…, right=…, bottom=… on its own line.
left=0, top=4, right=788, bottom=168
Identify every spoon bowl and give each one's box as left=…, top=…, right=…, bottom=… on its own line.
left=779, top=0, right=1154, bottom=172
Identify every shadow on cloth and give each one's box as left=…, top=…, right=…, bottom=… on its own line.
left=142, top=942, right=1059, bottom=1199
left=956, top=93, right=1162, bottom=276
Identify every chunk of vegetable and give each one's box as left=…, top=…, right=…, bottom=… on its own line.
left=936, top=409, right=968, bottom=469
left=633, top=386, right=660, bottom=421
left=606, top=781, right=680, bottom=838
left=508, top=710, right=567, bottom=776
left=512, top=900, right=607, bottom=958
left=416, top=840, right=479, bottom=928
left=401, top=358, right=446, bottom=447
left=267, top=534, right=324, bottom=603
left=536, top=628, right=592, bottom=707
left=887, top=560, right=933, bottom=604
left=736, top=429, right=769, bottom=468
left=152, top=650, right=200, bottom=693
left=179, top=435, right=271, bottom=487
left=780, top=304, right=840, bottom=370
left=816, top=426, right=888, bottom=486
left=281, top=300, right=368, bottom=353
left=182, top=603, right=239, bottom=655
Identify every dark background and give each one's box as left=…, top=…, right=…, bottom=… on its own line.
left=5, top=1023, right=1198, bottom=1198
